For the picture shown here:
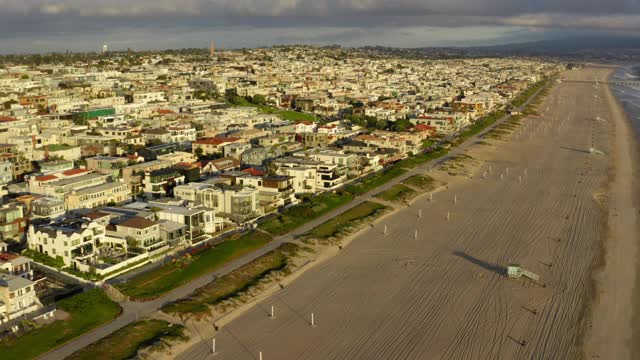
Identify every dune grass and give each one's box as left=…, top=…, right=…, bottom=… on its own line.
left=375, top=184, right=417, bottom=203
left=259, top=191, right=354, bottom=236
left=115, top=231, right=273, bottom=300
left=162, top=243, right=300, bottom=316
left=306, top=201, right=388, bottom=241
left=66, top=319, right=187, bottom=360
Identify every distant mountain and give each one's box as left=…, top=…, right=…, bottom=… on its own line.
left=473, top=35, right=640, bottom=54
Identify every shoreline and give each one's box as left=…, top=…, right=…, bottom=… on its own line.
left=583, top=68, right=640, bottom=360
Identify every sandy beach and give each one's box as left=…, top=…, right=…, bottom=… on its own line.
left=169, top=66, right=633, bottom=360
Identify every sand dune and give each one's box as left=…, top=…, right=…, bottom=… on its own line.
left=174, top=67, right=628, bottom=360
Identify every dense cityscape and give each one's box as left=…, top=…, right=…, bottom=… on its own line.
left=0, top=22, right=638, bottom=360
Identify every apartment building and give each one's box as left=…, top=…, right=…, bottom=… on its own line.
left=0, top=161, right=13, bottom=185
left=0, top=273, right=43, bottom=324
left=0, top=203, right=27, bottom=241
left=167, top=124, right=197, bottom=142
left=142, top=167, right=185, bottom=199
left=192, top=137, right=242, bottom=155
left=156, top=151, right=196, bottom=165
left=31, top=197, right=65, bottom=219
left=27, top=217, right=105, bottom=268
left=108, top=216, right=165, bottom=255
left=236, top=175, right=297, bottom=213
left=174, top=183, right=259, bottom=223
left=0, top=241, right=33, bottom=279
left=156, top=206, right=219, bottom=244
left=28, top=171, right=109, bottom=200
left=272, top=156, right=347, bottom=192
left=65, top=181, right=131, bottom=210
left=122, top=160, right=173, bottom=195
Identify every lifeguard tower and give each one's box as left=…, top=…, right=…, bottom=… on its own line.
left=507, top=264, right=540, bottom=282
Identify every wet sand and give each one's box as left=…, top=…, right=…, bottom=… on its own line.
left=583, top=68, right=640, bottom=360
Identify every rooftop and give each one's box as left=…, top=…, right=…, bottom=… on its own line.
left=71, top=181, right=126, bottom=196
left=0, top=272, right=34, bottom=291
left=118, top=216, right=157, bottom=229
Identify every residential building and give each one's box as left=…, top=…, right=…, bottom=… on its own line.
left=65, top=181, right=131, bottom=210
left=108, top=216, right=165, bottom=255
left=27, top=217, right=105, bottom=268
left=174, top=183, right=259, bottom=223
left=0, top=241, right=33, bottom=279
left=157, top=206, right=219, bottom=244
left=142, top=167, right=185, bottom=199
left=0, top=273, right=43, bottom=324
left=0, top=203, right=27, bottom=241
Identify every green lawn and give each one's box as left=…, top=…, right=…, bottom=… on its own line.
left=0, top=289, right=121, bottom=360
left=115, top=231, right=273, bottom=300
left=162, top=243, right=299, bottom=316
left=453, top=110, right=507, bottom=146
left=511, top=79, right=549, bottom=108
left=395, top=146, right=450, bottom=169
left=375, top=184, right=417, bottom=203
left=344, top=167, right=407, bottom=196
left=306, top=201, right=388, bottom=240
left=22, top=249, right=64, bottom=269
left=422, top=139, right=435, bottom=149
left=66, top=320, right=187, bottom=360
left=259, top=191, right=354, bottom=236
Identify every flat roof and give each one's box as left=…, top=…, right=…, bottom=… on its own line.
left=72, top=181, right=125, bottom=195
left=0, top=273, right=34, bottom=291
left=49, top=172, right=106, bottom=187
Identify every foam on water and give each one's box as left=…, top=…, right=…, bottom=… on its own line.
left=611, top=65, right=640, bottom=137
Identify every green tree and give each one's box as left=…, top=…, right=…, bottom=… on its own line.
left=251, top=94, right=267, bottom=105
left=375, top=119, right=388, bottom=130
left=194, top=147, right=204, bottom=160
left=3, top=99, right=17, bottom=109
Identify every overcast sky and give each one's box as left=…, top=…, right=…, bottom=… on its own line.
left=0, top=0, right=639, bottom=54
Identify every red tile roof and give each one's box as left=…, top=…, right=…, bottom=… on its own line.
left=118, top=216, right=157, bottom=229
left=194, top=137, right=240, bottom=146
left=35, top=175, right=58, bottom=182
left=0, top=116, right=17, bottom=122
left=85, top=211, right=110, bottom=220
left=0, top=253, right=19, bottom=261
left=242, top=168, right=266, bottom=176
left=175, top=161, right=197, bottom=168
left=158, top=109, right=174, bottom=114
left=414, top=124, right=437, bottom=132
left=62, top=168, right=90, bottom=176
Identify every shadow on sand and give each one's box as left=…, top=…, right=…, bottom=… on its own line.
left=559, top=146, right=590, bottom=154
left=452, top=251, right=507, bottom=276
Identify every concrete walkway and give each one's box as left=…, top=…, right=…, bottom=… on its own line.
left=38, top=86, right=544, bottom=360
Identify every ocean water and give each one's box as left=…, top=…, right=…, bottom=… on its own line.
left=611, top=65, right=640, bottom=137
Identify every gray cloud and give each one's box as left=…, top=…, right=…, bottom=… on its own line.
left=0, top=0, right=638, bottom=53
left=1, top=0, right=638, bottom=17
